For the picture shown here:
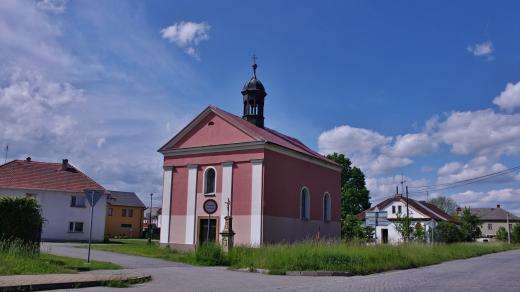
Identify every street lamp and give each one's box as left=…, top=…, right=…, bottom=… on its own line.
left=148, top=193, right=153, bottom=244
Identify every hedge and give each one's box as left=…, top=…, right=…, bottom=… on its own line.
left=0, top=197, right=43, bottom=244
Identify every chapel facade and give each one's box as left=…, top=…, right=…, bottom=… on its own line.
left=158, top=62, right=341, bottom=248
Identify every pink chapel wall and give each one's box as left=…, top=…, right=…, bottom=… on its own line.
left=262, top=149, right=341, bottom=243
left=173, top=112, right=253, bottom=149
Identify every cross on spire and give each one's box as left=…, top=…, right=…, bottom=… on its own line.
left=251, top=54, right=258, bottom=78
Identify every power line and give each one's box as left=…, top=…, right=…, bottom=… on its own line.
left=408, top=164, right=520, bottom=194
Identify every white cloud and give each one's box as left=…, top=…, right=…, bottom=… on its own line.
left=493, top=81, right=520, bottom=112
left=384, top=133, right=437, bottom=157
left=436, top=156, right=517, bottom=185
left=36, top=0, right=67, bottom=13
left=467, top=41, right=494, bottom=59
left=451, top=188, right=520, bottom=215
left=366, top=175, right=430, bottom=202
left=160, top=21, right=211, bottom=58
left=438, top=162, right=463, bottom=176
left=435, top=109, right=520, bottom=157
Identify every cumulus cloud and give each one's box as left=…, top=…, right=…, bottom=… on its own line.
left=452, top=188, right=520, bottom=215
left=160, top=21, right=211, bottom=59
left=467, top=41, right=494, bottom=59
left=366, top=175, right=430, bottom=201
left=36, top=0, right=67, bottom=13
left=436, top=156, right=513, bottom=185
left=493, top=81, right=520, bottom=112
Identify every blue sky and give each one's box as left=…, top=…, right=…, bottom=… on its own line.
left=1, top=0, right=520, bottom=213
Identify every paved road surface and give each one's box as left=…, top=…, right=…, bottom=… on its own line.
left=45, top=243, right=520, bottom=292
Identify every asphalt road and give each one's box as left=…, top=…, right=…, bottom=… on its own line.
left=45, top=243, right=520, bottom=292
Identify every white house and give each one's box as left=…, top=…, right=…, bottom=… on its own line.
left=357, top=194, right=458, bottom=244
left=0, top=158, right=107, bottom=242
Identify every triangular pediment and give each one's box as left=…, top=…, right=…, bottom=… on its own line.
left=159, top=107, right=257, bottom=151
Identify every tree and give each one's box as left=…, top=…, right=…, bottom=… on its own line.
left=342, top=215, right=373, bottom=241
left=434, top=221, right=462, bottom=243
left=428, top=196, right=459, bottom=215
left=327, top=153, right=371, bottom=239
left=458, top=208, right=481, bottom=241
left=496, top=226, right=508, bottom=241
left=413, top=222, right=426, bottom=242
left=394, top=214, right=413, bottom=242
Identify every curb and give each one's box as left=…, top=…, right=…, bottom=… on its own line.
left=0, top=273, right=151, bottom=292
left=229, top=268, right=353, bottom=277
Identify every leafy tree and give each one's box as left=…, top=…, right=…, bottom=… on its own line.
left=413, top=222, right=426, bottom=242
left=394, top=214, right=413, bottom=242
left=327, top=153, right=371, bottom=239
left=458, top=208, right=481, bottom=241
left=495, top=226, right=508, bottom=242
left=511, top=223, right=520, bottom=243
left=429, top=196, right=459, bottom=215
left=434, top=221, right=462, bottom=243
left=342, top=215, right=374, bottom=241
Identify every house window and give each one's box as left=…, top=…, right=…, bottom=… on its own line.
left=108, top=208, right=113, bottom=216
left=488, top=223, right=493, bottom=230
left=128, top=209, right=134, bottom=217
left=122, top=209, right=127, bottom=217
left=323, top=192, right=331, bottom=222
left=204, top=167, right=216, bottom=194
left=398, top=206, right=402, bottom=214
left=300, top=187, right=310, bottom=220
left=68, top=222, right=84, bottom=233
left=121, top=224, right=132, bottom=228
left=70, top=195, right=86, bottom=208
left=392, top=206, right=396, bottom=214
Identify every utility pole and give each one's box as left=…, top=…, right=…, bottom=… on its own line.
left=507, top=212, right=511, bottom=244
left=406, top=185, right=410, bottom=241
left=148, top=193, right=153, bottom=244
left=3, top=144, right=8, bottom=164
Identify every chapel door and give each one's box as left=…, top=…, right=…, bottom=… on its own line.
left=198, top=218, right=217, bottom=245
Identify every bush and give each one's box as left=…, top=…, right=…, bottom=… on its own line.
left=0, top=197, right=43, bottom=245
left=458, top=208, right=481, bottom=241
left=512, top=223, right=520, bottom=243
left=496, top=227, right=508, bottom=241
left=434, top=221, right=462, bottom=243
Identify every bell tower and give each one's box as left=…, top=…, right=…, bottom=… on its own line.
left=242, top=55, right=267, bottom=128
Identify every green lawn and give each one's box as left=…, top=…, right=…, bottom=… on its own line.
left=87, top=239, right=519, bottom=275
left=0, top=242, right=120, bottom=275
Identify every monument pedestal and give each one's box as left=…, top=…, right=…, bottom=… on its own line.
left=220, top=216, right=235, bottom=253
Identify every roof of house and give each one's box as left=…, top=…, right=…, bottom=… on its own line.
left=357, top=194, right=459, bottom=223
left=469, top=207, right=520, bottom=221
left=107, top=191, right=145, bottom=208
left=0, top=159, right=104, bottom=193
left=144, top=207, right=161, bottom=217
left=159, top=106, right=340, bottom=170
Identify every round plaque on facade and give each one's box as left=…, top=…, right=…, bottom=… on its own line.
left=203, top=199, right=218, bottom=215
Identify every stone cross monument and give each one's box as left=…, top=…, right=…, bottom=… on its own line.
left=220, top=198, right=235, bottom=253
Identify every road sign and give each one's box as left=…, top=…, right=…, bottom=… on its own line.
left=365, top=211, right=390, bottom=227
left=84, top=189, right=104, bottom=207
left=203, top=199, right=218, bottom=215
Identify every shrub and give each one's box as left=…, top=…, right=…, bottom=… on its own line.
left=0, top=197, right=43, bottom=245
left=512, top=223, right=520, bottom=244
left=495, top=227, right=508, bottom=241
left=434, top=221, right=462, bottom=243
left=458, top=208, right=481, bottom=241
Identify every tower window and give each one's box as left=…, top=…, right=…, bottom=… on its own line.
left=204, top=167, right=216, bottom=194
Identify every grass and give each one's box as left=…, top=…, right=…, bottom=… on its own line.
left=88, top=239, right=520, bottom=275
left=0, top=241, right=120, bottom=275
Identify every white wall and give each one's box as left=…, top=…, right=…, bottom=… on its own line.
left=0, top=188, right=107, bottom=242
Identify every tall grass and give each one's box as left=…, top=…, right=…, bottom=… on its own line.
left=227, top=241, right=518, bottom=274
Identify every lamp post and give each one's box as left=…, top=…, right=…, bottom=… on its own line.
left=148, top=193, right=153, bottom=244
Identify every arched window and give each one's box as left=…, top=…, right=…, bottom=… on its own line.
left=323, top=192, right=331, bottom=222
left=204, top=167, right=216, bottom=194
left=300, top=187, right=310, bottom=220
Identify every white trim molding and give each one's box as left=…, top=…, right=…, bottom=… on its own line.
left=160, top=166, right=173, bottom=243
left=185, top=164, right=198, bottom=244
left=220, top=161, right=234, bottom=232
left=250, top=159, right=263, bottom=246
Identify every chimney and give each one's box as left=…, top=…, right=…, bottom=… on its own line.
left=61, top=159, right=69, bottom=170
left=26, top=157, right=31, bottom=162
left=497, top=204, right=501, bottom=208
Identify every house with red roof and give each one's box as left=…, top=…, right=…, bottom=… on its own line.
left=357, top=193, right=458, bottom=244
left=158, top=63, right=341, bottom=248
left=0, top=158, right=107, bottom=242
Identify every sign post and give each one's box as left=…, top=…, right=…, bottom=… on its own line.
left=84, top=189, right=104, bottom=263
left=203, top=199, right=218, bottom=243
